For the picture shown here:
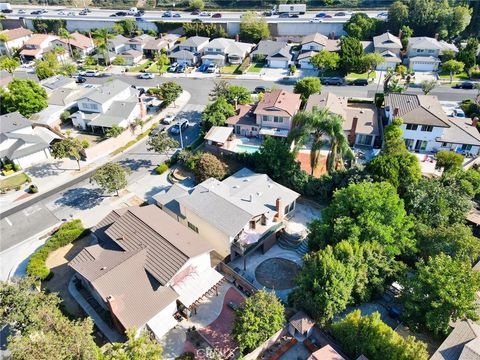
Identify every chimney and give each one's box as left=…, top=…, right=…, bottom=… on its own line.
left=274, top=197, right=284, bottom=222
left=348, top=116, right=359, bottom=146
left=235, top=33, right=239, bottom=42
left=393, top=107, right=399, bottom=117
left=472, top=117, right=479, bottom=128
left=434, top=33, right=439, bottom=40
left=139, top=96, right=146, bottom=119
left=106, top=295, right=125, bottom=333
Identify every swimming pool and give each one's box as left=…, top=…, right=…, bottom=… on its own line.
left=234, top=144, right=260, bottom=154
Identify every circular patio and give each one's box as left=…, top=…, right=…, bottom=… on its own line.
left=254, top=258, right=300, bottom=290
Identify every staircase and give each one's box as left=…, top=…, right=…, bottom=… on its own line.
left=277, top=230, right=309, bottom=256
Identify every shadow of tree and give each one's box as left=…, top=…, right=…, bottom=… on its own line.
left=26, top=161, right=77, bottom=178
left=144, top=185, right=171, bottom=202
left=117, top=158, right=153, bottom=171
left=54, top=188, right=105, bottom=210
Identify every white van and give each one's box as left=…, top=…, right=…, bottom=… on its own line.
left=128, top=7, right=138, bottom=15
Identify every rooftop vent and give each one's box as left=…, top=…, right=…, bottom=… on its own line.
left=243, top=178, right=250, bottom=182
left=233, top=185, right=239, bottom=189
left=101, top=266, right=107, bottom=270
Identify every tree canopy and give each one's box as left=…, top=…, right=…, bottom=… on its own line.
left=90, top=162, right=131, bottom=196
left=435, top=150, right=464, bottom=173
left=158, top=81, right=182, bottom=106
left=0, top=55, right=20, bottom=74
left=239, top=11, right=270, bottom=43
left=194, top=153, right=228, bottom=183
left=209, top=81, right=251, bottom=105
left=344, top=12, right=383, bottom=40
left=401, top=254, right=480, bottom=335
left=101, top=330, right=163, bottom=360
left=0, top=78, right=48, bottom=117
left=340, top=36, right=365, bottom=73
left=147, top=132, right=179, bottom=155
left=457, top=37, right=478, bottom=70
left=233, top=290, right=285, bottom=354
left=331, top=310, right=428, bottom=360
left=293, top=77, right=321, bottom=103
left=311, top=50, right=340, bottom=77
left=50, top=137, right=84, bottom=170
left=201, top=97, right=235, bottom=132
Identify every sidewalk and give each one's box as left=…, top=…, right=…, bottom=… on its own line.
left=0, top=91, right=191, bottom=214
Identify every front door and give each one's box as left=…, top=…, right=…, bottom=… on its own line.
left=414, top=140, right=427, bottom=151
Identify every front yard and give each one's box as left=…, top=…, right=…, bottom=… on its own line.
left=346, top=71, right=376, bottom=80
left=0, top=173, right=30, bottom=191
left=247, top=62, right=264, bottom=73
left=146, top=62, right=169, bottom=73
left=220, top=63, right=240, bottom=74
left=438, top=70, right=470, bottom=81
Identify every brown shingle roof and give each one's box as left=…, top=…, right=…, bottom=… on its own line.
left=309, top=345, right=345, bottom=360
left=226, top=104, right=256, bottom=126
left=254, top=89, right=301, bottom=118
left=56, top=32, right=93, bottom=50
left=103, top=205, right=212, bottom=285
left=289, top=311, right=315, bottom=334
left=385, top=93, right=450, bottom=128
left=23, top=34, right=55, bottom=46
left=0, top=27, right=32, bottom=41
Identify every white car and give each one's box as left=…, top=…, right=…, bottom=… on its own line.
left=452, top=108, right=466, bottom=118
left=162, top=113, right=175, bottom=124
left=137, top=72, right=155, bottom=79
left=84, top=70, right=100, bottom=77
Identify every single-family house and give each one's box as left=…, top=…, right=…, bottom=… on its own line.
left=288, top=311, right=315, bottom=339
left=384, top=93, right=478, bottom=155
left=51, top=32, right=94, bottom=58
left=406, top=37, right=458, bottom=71
left=431, top=319, right=480, bottom=360
left=373, top=31, right=402, bottom=70
left=71, top=79, right=142, bottom=133
left=154, top=168, right=300, bottom=258
left=0, top=27, right=32, bottom=56
left=251, top=40, right=287, bottom=62
left=177, top=36, right=209, bottom=54
left=19, top=34, right=57, bottom=62
left=266, top=45, right=292, bottom=68
left=308, top=345, right=346, bottom=360
left=297, top=51, right=318, bottom=69
left=227, top=104, right=258, bottom=137
left=202, top=37, right=254, bottom=65
left=108, top=34, right=130, bottom=54
left=169, top=50, right=197, bottom=66
left=300, top=33, right=340, bottom=53
left=120, top=49, right=143, bottom=65
left=253, top=89, right=301, bottom=137
left=127, top=34, right=154, bottom=52
left=69, top=205, right=224, bottom=340
left=143, top=38, right=169, bottom=58
left=0, top=112, right=59, bottom=168
left=305, top=92, right=380, bottom=147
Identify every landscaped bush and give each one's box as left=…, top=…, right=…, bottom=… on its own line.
left=26, top=220, right=86, bottom=281
left=155, top=163, right=169, bottom=174
left=175, top=352, right=195, bottom=360
left=237, top=56, right=251, bottom=74
left=29, top=184, right=38, bottom=193
left=60, top=111, right=71, bottom=123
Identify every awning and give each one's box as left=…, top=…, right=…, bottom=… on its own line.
left=146, top=314, right=178, bottom=340
left=172, top=267, right=224, bottom=309
left=204, top=126, right=233, bottom=144
left=259, top=127, right=289, bottom=137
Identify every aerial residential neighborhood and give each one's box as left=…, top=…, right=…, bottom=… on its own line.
left=0, top=0, right=479, bottom=359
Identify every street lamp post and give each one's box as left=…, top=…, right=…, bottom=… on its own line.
left=179, top=122, right=184, bottom=149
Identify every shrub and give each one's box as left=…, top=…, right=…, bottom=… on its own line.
left=26, top=220, right=86, bottom=281
left=13, top=163, right=21, bottom=172
left=155, top=163, right=168, bottom=174
left=3, top=163, right=13, bottom=171
left=60, top=111, right=71, bottom=123
left=80, top=140, right=90, bottom=149
left=194, top=153, right=228, bottom=183
left=29, top=184, right=38, bottom=193
left=237, top=56, right=251, bottom=74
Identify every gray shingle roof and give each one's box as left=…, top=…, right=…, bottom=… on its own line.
left=408, top=37, right=458, bottom=52
left=267, top=46, right=292, bottom=61
left=88, top=97, right=138, bottom=128
left=251, top=40, right=287, bottom=57
left=169, top=49, right=195, bottom=60
left=0, top=112, right=31, bottom=133
left=437, top=118, right=480, bottom=146
left=79, top=79, right=133, bottom=105
left=182, top=36, right=209, bottom=48
left=431, top=320, right=480, bottom=360
left=373, top=32, right=402, bottom=50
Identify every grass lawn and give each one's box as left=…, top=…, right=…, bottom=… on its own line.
left=247, top=62, right=264, bottom=73
left=0, top=173, right=29, bottom=191
left=79, top=65, right=106, bottom=71
left=220, top=64, right=239, bottom=74
left=438, top=71, right=470, bottom=81
left=347, top=71, right=376, bottom=80
left=128, top=60, right=153, bottom=73
left=146, top=63, right=169, bottom=73
left=319, top=69, right=344, bottom=77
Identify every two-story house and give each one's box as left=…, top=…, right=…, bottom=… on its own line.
left=127, top=34, right=155, bottom=52
left=19, top=34, right=58, bottom=62
left=69, top=205, right=224, bottom=340
left=169, top=36, right=210, bottom=66
left=297, top=33, right=340, bottom=69
left=305, top=92, right=380, bottom=148
left=251, top=40, right=287, bottom=62
left=372, top=31, right=402, bottom=70
left=386, top=93, right=480, bottom=155
left=202, top=37, right=254, bottom=66
left=108, top=34, right=130, bottom=54
left=154, top=168, right=300, bottom=258
left=71, top=80, right=142, bottom=134
left=0, top=27, right=32, bottom=56
left=50, top=32, right=94, bottom=58
left=406, top=37, right=458, bottom=71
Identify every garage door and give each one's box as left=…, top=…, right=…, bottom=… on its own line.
left=411, top=62, right=436, bottom=71
left=269, top=60, right=288, bottom=68
left=299, top=60, right=314, bottom=69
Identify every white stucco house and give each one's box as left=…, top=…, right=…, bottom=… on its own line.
left=373, top=31, right=402, bottom=70
left=0, top=27, right=32, bottom=56
left=406, top=37, right=458, bottom=71
left=267, top=45, right=292, bottom=68
left=69, top=205, right=224, bottom=340
left=202, top=37, right=254, bottom=65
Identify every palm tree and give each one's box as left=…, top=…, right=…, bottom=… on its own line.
left=92, top=29, right=114, bottom=66
left=323, top=113, right=354, bottom=173
left=54, top=46, right=67, bottom=65
left=58, top=28, right=74, bottom=59
left=0, top=33, right=10, bottom=56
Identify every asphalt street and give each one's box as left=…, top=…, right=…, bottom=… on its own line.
left=0, top=103, right=204, bottom=253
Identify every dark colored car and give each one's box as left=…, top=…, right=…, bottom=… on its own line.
left=290, top=14, right=299, bottom=18
left=321, top=77, right=345, bottom=85
left=115, top=11, right=127, bottom=16
left=323, top=14, right=332, bottom=18
left=212, top=13, right=222, bottom=18
left=191, top=9, right=200, bottom=15
left=79, top=10, right=88, bottom=15
left=149, top=124, right=167, bottom=137
left=170, top=119, right=189, bottom=134
left=263, top=11, right=273, bottom=16
left=334, top=11, right=347, bottom=16
left=455, top=81, right=474, bottom=89
left=176, top=64, right=186, bottom=73
left=279, top=13, right=290, bottom=18
left=316, top=12, right=327, bottom=17
left=173, top=13, right=181, bottom=17
left=254, top=86, right=267, bottom=93
left=198, top=63, right=209, bottom=72
left=1, top=9, right=13, bottom=13
left=31, top=10, right=42, bottom=15
left=191, top=18, right=202, bottom=23
left=76, top=76, right=87, bottom=84
left=351, top=78, right=369, bottom=86
left=162, top=11, right=172, bottom=17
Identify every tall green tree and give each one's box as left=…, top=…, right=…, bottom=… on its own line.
left=388, top=1, right=409, bottom=33
left=0, top=78, right=48, bottom=117
left=239, top=11, right=270, bottom=43
left=147, top=132, right=179, bottom=155
left=401, top=254, right=480, bottom=335
left=210, top=81, right=252, bottom=105
left=442, top=60, right=465, bottom=83
left=93, top=28, right=114, bottom=65
left=194, top=153, right=228, bottom=183
left=361, top=53, right=384, bottom=79
left=58, top=27, right=74, bottom=58
left=0, top=55, right=20, bottom=74
left=340, top=36, right=364, bottom=73
left=51, top=137, right=84, bottom=170
left=331, top=310, right=429, bottom=360
left=201, top=97, right=235, bottom=132
left=158, top=81, right=182, bottom=106
left=435, top=150, right=464, bottom=173
left=189, top=0, right=204, bottom=10
left=102, top=329, right=163, bottom=360
left=311, top=49, right=340, bottom=77
left=293, top=77, right=321, bottom=103
left=458, top=37, right=479, bottom=70
left=233, top=290, right=285, bottom=354
left=344, top=12, right=383, bottom=40
left=91, top=162, right=131, bottom=196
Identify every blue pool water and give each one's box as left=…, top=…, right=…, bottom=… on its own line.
left=235, top=144, right=260, bottom=154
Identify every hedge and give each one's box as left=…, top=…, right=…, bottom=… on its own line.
left=26, top=219, right=86, bottom=281
left=155, top=163, right=169, bottom=174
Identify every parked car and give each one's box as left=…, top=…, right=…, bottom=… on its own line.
left=191, top=9, right=200, bottom=15
left=150, top=124, right=167, bottom=137
left=176, top=64, right=186, bottom=73
left=76, top=76, right=87, bottom=83
left=254, top=86, right=267, bottom=93
left=455, top=81, right=474, bottom=89
left=162, top=11, right=172, bottom=17
left=84, top=70, right=101, bottom=77
left=227, top=301, right=239, bottom=311
left=162, top=113, right=175, bottom=124
left=191, top=18, right=203, bottom=23
left=316, top=12, right=327, bottom=17
left=198, top=63, right=209, bottom=72
left=170, top=119, right=189, bottom=134
left=350, top=78, right=369, bottom=86
left=206, top=63, right=217, bottom=73
left=200, top=11, right=211, bottom=16
left=173, top=13, right=181, bottom=17
left=79, top=10, right=88, bottom=15
left=168, top=63, right=178, bottom=72
left=137, top=72, right=155, bottom=79
left=321, top=77, right=345, bottom=85
left=453, top=108, right=466, bottom=117
left=279, top=13, right=290, bottom=18
left=212, top=13, right=222, bottom=18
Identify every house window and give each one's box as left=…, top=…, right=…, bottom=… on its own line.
left=309, top=45, right=315, bottom=50
left=421, top=125, right=433, bottom=132
left=187, top=222, right=198, bottom=233
left=414, top=140, right=428, bottom=151
left=405, top=139, right=415, bottom=149
left=416, top=49, right=425, bottom=53
left=356, top=134, right=373, bottom=146
left=252, top=127, right=257, bottom=131
left=441, top=142, right=448, bottom=147
left=462, top=144, right=473, bottom=151
left=406, top=124, right=418, bottom=131
left=427, top=49, right=435, bottom=53
left=262, top=115, right=268, bottom=122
